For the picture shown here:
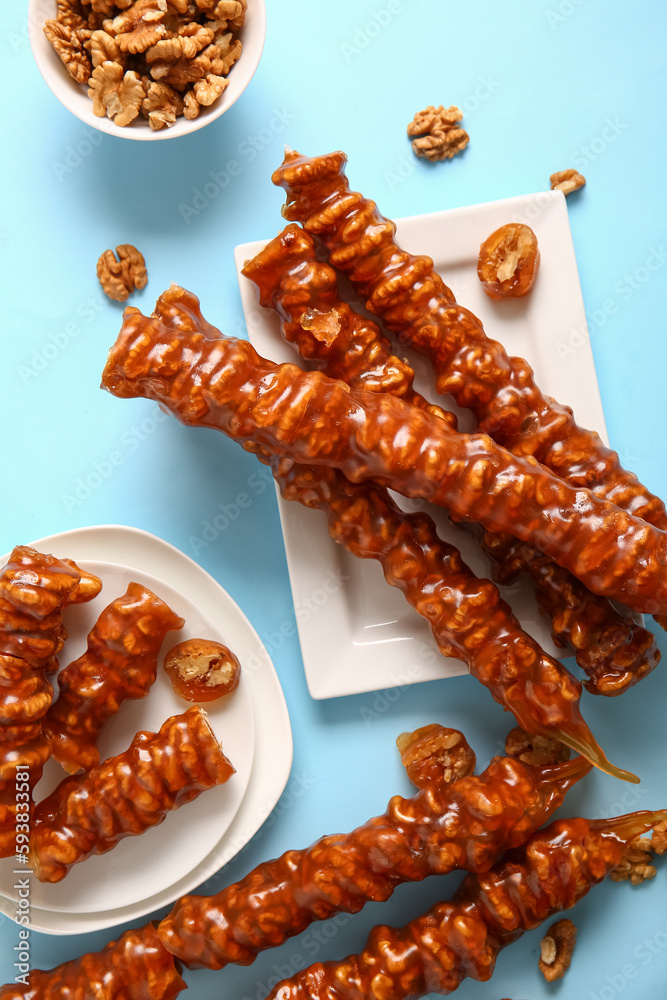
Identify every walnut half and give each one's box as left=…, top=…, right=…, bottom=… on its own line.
left=538, top=918, right=577, bottom=982
left=407, top=105, right=469, bottom=162
left=97, top=244, right=147, bottom=302
left=550, top=168, right=586, bottom=196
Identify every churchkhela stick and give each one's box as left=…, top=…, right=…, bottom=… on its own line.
left=146, top=286, right=629, bottom=777
left=241, top=225, right=659, bottom=696
left=101, top=295, right=667, bottom=618
left=45, top=582, right=185, bottom=773
left=0, top=923, right=186, bottom=1000
left=273, top=150, right=667, bottom=526
left=158, top=752, right=591, bottom=969
left=0, top=547, right=101, bottom=858
left=262, top=808, right=667, bottom=1000
left=30, top=706, right=235, bottom=883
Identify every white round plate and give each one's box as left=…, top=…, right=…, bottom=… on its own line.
left=0, top=525, right=292, bottom=934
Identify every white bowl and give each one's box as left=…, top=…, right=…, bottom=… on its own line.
left=28, top=0, right=266, bottom=141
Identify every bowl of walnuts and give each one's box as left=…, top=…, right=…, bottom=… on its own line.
left=29, top=0, right=266, bottom=140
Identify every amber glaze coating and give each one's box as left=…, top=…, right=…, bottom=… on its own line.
left=396, top=725, right=476, bottom=789
left=0, top=923, right=186, bottom=1000
left=158, top=754, right=590, bottom=969
left=101, top=293, right=667, bottom=617
left=145, top=285, right=627, bottom=775
left=45, top=582, right=185, bottom=773
left=272, top=456, right=629, bottom=774
left=0, top=547, right=101, bottom=857
left=30, top=706, right=235, bottom=883
left=264, top=809, right=667, bottom=1000
left=273, top=150, right=667, bottom=531
left=242, top=225, right=658, bottom=696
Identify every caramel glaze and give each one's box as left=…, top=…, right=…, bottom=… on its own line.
left=273, top=150, right=667, bottom=630
left=241, top=224, right=659, bottom=697
left=264, top=809, right=667, bottom=1000
left=112, top=286, right=629, bottom=779
left=0, top=924, right=186, bottom=1000
left=45, top=582, right=184, bottom=773
left=30, top=707, right=234, bottom=883
left=101, top=288, right=667, bottom=618
left=158, top=755, right=590, bottom=970
left=0, top=547, right=101, bottom=858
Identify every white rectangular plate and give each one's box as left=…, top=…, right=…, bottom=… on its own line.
left=234, top=191, right=606, bottom=699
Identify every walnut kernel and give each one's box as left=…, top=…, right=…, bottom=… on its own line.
left=407, top=105, right=469, bottom=162
left=610, top=837, right=658, bottom=884
left=43, top=20, right=92, bottom=84
left=538, top=918, right=577, bottom=982
left=193, top=72, right=227, bottom=105
left=651, top=820, right=667, bottom=855
left=89, top=29, right=124, bottom=67
left=550, top=168, right=586, bottom=196
left=97, top=244, right=148, bottom=302
left=504, top=726, right=570, bottom=767
left=142, top=80, right=184, bottom=129
left=88, top=61, right=144, bottom=125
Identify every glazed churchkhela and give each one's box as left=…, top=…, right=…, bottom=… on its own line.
left=30, top=706, right=235, bottom=882
left=101, top=296, right=667, bottom=617
left=242, top=225, right=658, bottom=696
left=272, top=150, right=667, bottom=543
left=262, top=809, right=667, bottom=1000
left=0, top=546, right=101, bottom=857
left=0, top=924, right=186, bottom=1000
left=120, top=287, right=628, bottom=776
left=45, top=582, right=184, bottom=773
left=159, top=749, right=590, bottom=968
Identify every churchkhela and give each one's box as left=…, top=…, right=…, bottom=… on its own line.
left=158, top=751, right=590, bottom=968
left=126, top=286, right=632, bottom=777
left=260, top=809, right=667, bottom=1000
left=30, top=706, right=235, bottom=883
left=45, top=582, right=184, bottom=773
left=0, top=546, right=101, bottom=857
left=241, top=224, right=658, bottom=696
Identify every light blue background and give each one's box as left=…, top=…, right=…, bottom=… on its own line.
left=2, top=1, right=667, bottom=997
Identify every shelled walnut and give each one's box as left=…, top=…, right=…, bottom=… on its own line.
left=407, top=105, right=469, bottom=162
left=550, top=168, right=586, bottom=195
left=538, top=918, right=577, bottom=982
left=97, top=244, right=147, bottom=302
left=610, top=837, right=657, bottom=884
left=43, top=19, right=92, bottom=83
left=43, top=0, right=246, bottom=129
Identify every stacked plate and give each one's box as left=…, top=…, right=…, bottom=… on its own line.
left=0, top=525, right=293, bottom=934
